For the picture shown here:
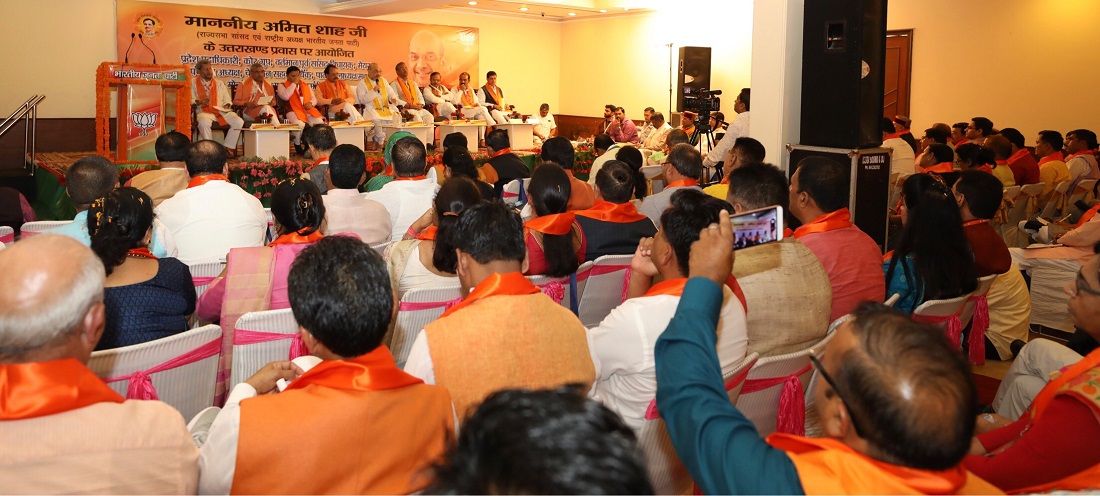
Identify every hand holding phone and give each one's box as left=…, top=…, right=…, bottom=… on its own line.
left=730, top=205, right=785, bottom=250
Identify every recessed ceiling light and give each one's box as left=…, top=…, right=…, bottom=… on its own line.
left=519, top=6, right=528, bottom=10
left=599, top=9, right=607, bottom=12
left=568, top=12, right=576, bottom=16
left=468, top=1, right=476, bottom=4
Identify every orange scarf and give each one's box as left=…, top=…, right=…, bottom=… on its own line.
left=995, top=159, right=1009, bottom=166
left=0, top=359, right=124, bottom=420
left=127, top=247, right=157, bottom=260
left=1039, top=151, right=1065, bottom=166
left=525, top=212, right=576, bottom=235
left=955, top=138, right=970, bottom=147
left=575, top=200, right=648, bottom=223
left=490, top=147, right=513, bottom=158
left=975, top=165, right=993, bottom=174
left=417, top=225, right=438, bottom=241
left=667, top=179, right=699, bottom=189
left=1066, top=149, right=1097, bottom=161
left=1030, top=348, right=1100, bottom=422
left=283, top=346, right=422, bottom=393
left=1009, top=148, right=1031, bottom=164
left=311, top=156, right=329, bottom=171
left=269, top=230, right=323, bottom=246
left=1076, top=203, right=1100, bottom=228
left=238, top=77, right=272, bottom=103
left=963, top=219, right=990, bottom=227
left=922, top=162, right=954, bottom=174
left=188, top=173, right=228, bottom=188
left=459, top=87, right=477, bottom=107
left=793, top=208, right=854, bottom=239
left=282, top=81, right=320, bottom=121
left=645, top=276, right=748, bottom=313
left=440, top=272, right=540, bottom=319
left=397, top=78, right=420, bottom=106
left=484, top=84, right=505, bottom=108
left=316, top=79, right=350, bottom=101
left=883, top=131, right=905, bottom=141
left=196, top=77, right=228, bottom=126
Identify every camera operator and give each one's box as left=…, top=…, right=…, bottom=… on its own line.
left=703, top=88, right=751, bottom=169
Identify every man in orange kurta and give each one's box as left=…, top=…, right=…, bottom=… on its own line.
left=403, top=201, right=596, bottom=418
left=315, top=64, right=363, bottom=122
left=198, top=236, right=454, bottom=494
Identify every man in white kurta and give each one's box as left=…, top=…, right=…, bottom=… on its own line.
left=192, top=59, right=243, bottom=151
left=703, top=89, right=752, bottom=169
left=362, top=137, right=440, bottom=241
left=390, top=62, right=434, bottom=126
left=423, top=72, right=456, bottom=118
left=534, top=103, right=557, bottom=147
left=478, top=71, right=511, bottom=124
left=450, top=72, right=495, bottom=125
left=356, top=63, right=401, bottom=146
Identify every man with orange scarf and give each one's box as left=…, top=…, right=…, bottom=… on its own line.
left=477, top=70, right=511, bottom=125
left=789, top=157, right=884, bottom=322
left=356, top=62, right=401, bottom=148
left=590, top=188, right=747, bottom=432
left=390, top=62, right=434, bottom=125
left=275, top=65, right=326, bottom=150
left=449, top=71, right=495, bottom=127
left=198, top=236, right=454, bottom=494
left=315, top=64, right=363, bottom=123
left=654, top=214, right=1000, bottom=494
left=403, top=201, right=596, bottom=417
left=232, top=63, right=280, bottom=125
left=966, top=244, right=1100, bottom=493
left=0, top=235, right=198, bottom=493
left=192, top=59, right=244, bottom=153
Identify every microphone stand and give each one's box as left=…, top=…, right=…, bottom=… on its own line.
left=138, top=34, right=157, bottom=64
left=124, top=33, right=136, bottom=63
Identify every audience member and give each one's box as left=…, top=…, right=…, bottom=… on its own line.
left=385, top=177, right=479, bottom=297
left=641, top=111, right=672, bottom=150
left=576, top=161, right=657, bottom=261
left=320, top=144, right=392, bottom=244
left=198, top=178, right=325, bottom=332
left=156, top=140, right=266, bottom=263
left=524, top=164, right=586, bottom=276
left=882, top=117, right=916, bottom=177
left=403, top=201, right=596, bottom=416
left=637, top=107, right=656, bottom=144
left=591, top=188, right=746, bottom=431
left=198, top=235, right=454, bottom=494
left=917, top=143, right=955, bottom=174
left=1065, top=129, right=1100, bottom=190
left=129, top=131, right=191, bottom=206
left=607, top=106, right=639, bottom=144
left=442, top=131, right=497, bottom=186
left=955, top=142, right=996, bottom=174
left=727, top=162, right=832, bottom=356
left=983, top=135, right=1018, bottom=187
left=614, top=145, right=648, bottom=201
left=587, top=133, right=622, bottom=185
left=1035, top=130, right=1071, bottom=199
left=891, top=115, right=919, bottom=153
left=599, top=104, right=616, bottom=135
left=0, top=235, right=198, bottom=493
left=639, top=143, right=703, bottom=227
left=967, top=244, right=1100, bottom=492
left=303, top=124, right=337, bottom=194
left=703, top=88, right=751, bottom=170
left=443, top=146, right=494, bottom=199
left=665, top=128, right=690, bottom=152
left=1001, top=128, right=1041, bottom=185
left=486, top=128, right=530, bottom=197
left=704, top=137, right=766, bottom=200
left=790, top=157, right=885, bottom=321
left=533, top=103, right=558, bottom=146
left=540, top=137, right=596, bottom=210
left=954, top=171, right=1029, bottom=360
left=967, top=116, right=995, bottom=146
left=364, top=130, right=416, bottom=192
left=952, top=122, right=970, bottom=146
left=426, top=386, right=652, bottom=495
left=364, top=136, right=440, bottom=241
left=88, top=188, right=194, bottom=350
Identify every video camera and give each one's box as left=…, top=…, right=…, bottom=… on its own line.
left=683, top=88, right=721, bottom=131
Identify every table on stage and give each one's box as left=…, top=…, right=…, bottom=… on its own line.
left=329, top=122, right=373, bottom=151
left=437, top=121, right=488, bottom=153
left=496, top=122, right=535, bottom=150
left=379, top=123, right=435, bottom=148
left=242, top=127, right=292, bottom=160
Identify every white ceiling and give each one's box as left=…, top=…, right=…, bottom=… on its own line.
left=320, top=0, right=653, bottom=21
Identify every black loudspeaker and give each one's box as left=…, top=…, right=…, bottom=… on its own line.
left=800, top=0, right=887, bottom=149
left=677, top=46, right=711, bottom=113
left=788, top=145, right=892, bottom=251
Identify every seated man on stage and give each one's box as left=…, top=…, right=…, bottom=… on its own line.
left=478, top=70, right=512, bottom=125
left=356, top=62, right=401, bottom=148
left=450, top=72, right=494, bottom=126
left=276, top=65, right=326, bottom=152
left=233, top=63, right=280, bottom=126
left=192, top=59, right=243, bottom=155
left=391, top=62, right=434, bottom=126
left=315, top=64, right=363, bottom=123
left=423, top=71, right=456, bottom=118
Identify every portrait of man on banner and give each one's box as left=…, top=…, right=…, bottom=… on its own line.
left=136, top=14, right=163, bottom=38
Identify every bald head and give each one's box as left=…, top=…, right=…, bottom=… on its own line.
left=0, top=235, right=106, bottom=363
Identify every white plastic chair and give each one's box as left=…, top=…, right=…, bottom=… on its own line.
left=19, top=220, right=71, bottom=237
left=1025, top=258, right=1079, bottom=333
left=187, top=261, right=226, bottom=302
left=501, top=178, right=531, bottom=206
left=575, top=254, right=633, bottom=327
left=0, top=226, right=12, bottom=244
left=389, top=285, right=465, bottom=368
left=801, top=326, right=843, bottom=438
left=1019, top=183, right=1046, bottom=219
left=263, top=208, right=275, bottom=243
left=88, top=324, right=222, bottom=421
left=911, top=276, right=996, bottom=365
left=229, top=308, right=305, bottom=390
left=1068, top=179, right=1098, bottom=209
left=999, top=186, right=1028, bottom=247
left=371, top=240, right=395, bottom=255
left=639, top=352, right=759, bottom=496
left=1038, top=180, right=1072, bottom=219
left=527, top=263, right=590, bottom=314
left=734, top=346, right=817, bottom=437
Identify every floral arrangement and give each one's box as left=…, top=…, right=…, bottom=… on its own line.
left=333, top=109, right=350, bottom=122
left=401, top=109, right=416, bottom=123
left=258, top=112, right=273, bottom=124
left=95, top=62, right=191, bottom=164
left=227, top=157, right=309, bottom=205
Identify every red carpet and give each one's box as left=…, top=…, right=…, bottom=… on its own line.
left=974, top=373, right=1002, bottom=406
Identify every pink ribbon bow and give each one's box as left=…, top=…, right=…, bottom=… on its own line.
left=234, top=329, right=308, bottom=360
left=104, top=337, right=222, bottom=401
left=738, top=364, right=811, bottom=436
left=539, top=280, right=565, bottom=304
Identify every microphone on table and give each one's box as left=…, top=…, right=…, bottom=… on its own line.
left=138, top=33, right=157, bottom=64
left=124, top=33, right=136, bottom=63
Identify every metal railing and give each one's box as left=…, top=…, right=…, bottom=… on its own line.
left=0, top=95, right=46, bottom=174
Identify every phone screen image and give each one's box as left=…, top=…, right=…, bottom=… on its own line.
left=731, top=206, right=783, bottom=250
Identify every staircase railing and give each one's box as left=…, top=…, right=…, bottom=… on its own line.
left=0, top=95, right=46, bottom=174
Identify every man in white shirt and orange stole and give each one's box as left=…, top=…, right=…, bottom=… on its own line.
left=356, top=62, right=401, bottom=147
left=192, top=59, right=243, bottom=153
left=403, top=201, right=597, bottom=417
left=315, top=63, right=363, bottom=123
left=478, top=70, right=512, bottom=125
left=276, top=65, right=326, bottom=148
left=450, top=72, right=494, bottom=141
left=390, top=62, right=434, bottom=126
left=198, top=235, right=454, bottom=494
left=424, top=71, right=457, bottom=118
left=232, top=63, right=280, bottom=125
left=0, top=235, right=198, bottom=493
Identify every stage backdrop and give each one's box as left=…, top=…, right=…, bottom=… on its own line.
left=116, top=0, right=479, bottom=88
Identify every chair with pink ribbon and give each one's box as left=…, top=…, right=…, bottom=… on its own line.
left=18, top=220, right=71, bottom=238
left=734, top=344, right=822, bottom=437
left=0, top=226, right=13, bottom=244
left=574, top=254, right=633, bottom=327
left=389, top=284, right=465, bottom=368
left=911, top=273, right=996, bottom=366
left=527, top=262, right=591, bottom=313
left=88, top=324, right=223, bottom=420
left=187, top=260, right=226, bottom=302
left=639, top=352, right=759, bottom=495
left=501, top=178, right=531, bottom=207
left=229, top=308, right=310, bottom=390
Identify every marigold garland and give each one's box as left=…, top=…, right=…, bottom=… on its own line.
left=95, top=61, right=192, bottom=160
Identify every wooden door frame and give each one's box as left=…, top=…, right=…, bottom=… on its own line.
left=886, top=29, right=914, bottom=118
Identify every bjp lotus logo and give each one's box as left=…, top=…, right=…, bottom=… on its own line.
left=131, top=112, right=158, bottom=136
